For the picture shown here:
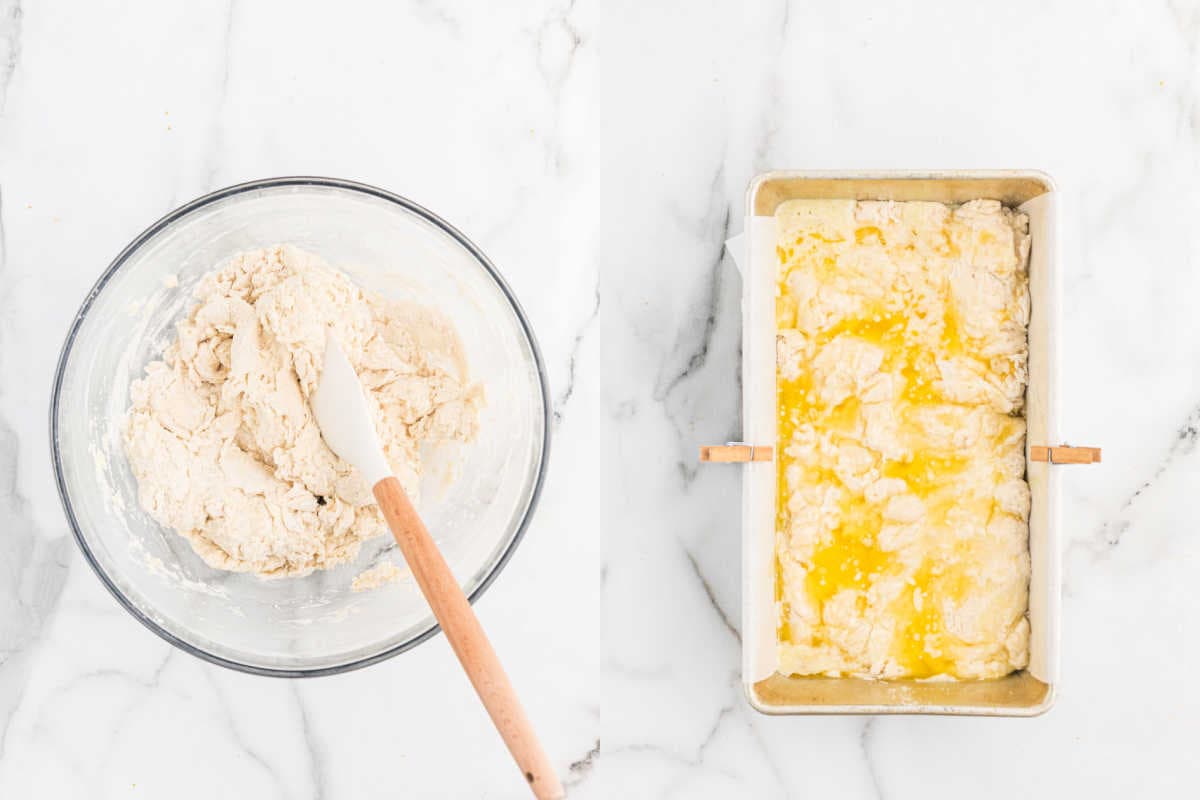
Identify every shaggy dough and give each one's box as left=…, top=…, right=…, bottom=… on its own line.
left=124, top=245, right=481, bottom=578
left=774, top=200, right=1031, bottom=680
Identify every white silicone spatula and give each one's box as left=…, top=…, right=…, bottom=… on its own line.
left=311, top=335, right=563, bottom=800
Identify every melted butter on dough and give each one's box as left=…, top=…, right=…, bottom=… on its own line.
left=774, top=200, right=1031, bottom=680
left=124, top=245, right=482, bottom=578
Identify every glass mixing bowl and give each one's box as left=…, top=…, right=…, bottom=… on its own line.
left=51, top=177, right=550, bottom=676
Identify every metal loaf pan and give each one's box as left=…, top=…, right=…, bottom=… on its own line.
left=741, top=171, right=1060, bottom=716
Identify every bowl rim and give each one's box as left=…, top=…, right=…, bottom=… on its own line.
left=49, top=176, right=552, bottom=678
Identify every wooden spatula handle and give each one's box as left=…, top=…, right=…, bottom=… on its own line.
left=372, top=477, right=564, bottom=800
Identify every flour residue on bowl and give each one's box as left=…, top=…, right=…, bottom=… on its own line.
left=351, top=560, right=409, bottom=592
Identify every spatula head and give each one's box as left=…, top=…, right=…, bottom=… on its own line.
left=310, top=334, right=392, bottom=487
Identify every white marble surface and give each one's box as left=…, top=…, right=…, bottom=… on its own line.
left=0, top=2, right=599, bottom=798
left=1, top=0, right=1198, bottom=798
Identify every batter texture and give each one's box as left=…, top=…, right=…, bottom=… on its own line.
left=775, top=199, right=1031, bottom=679
left=124, top=245, right=481, bottom=578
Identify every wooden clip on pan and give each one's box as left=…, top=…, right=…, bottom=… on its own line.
left=699, top=443, right=774, bottom=463
left=1029, top=445, right=1101, bottom=464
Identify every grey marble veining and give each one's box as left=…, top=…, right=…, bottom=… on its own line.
left=1, top=0, right=1198, bottom=798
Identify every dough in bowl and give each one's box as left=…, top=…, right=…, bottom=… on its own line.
left=124, top=245, right=481, bottom=578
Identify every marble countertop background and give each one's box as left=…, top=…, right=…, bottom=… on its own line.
left=1, top=1, right=1197, bottom=798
